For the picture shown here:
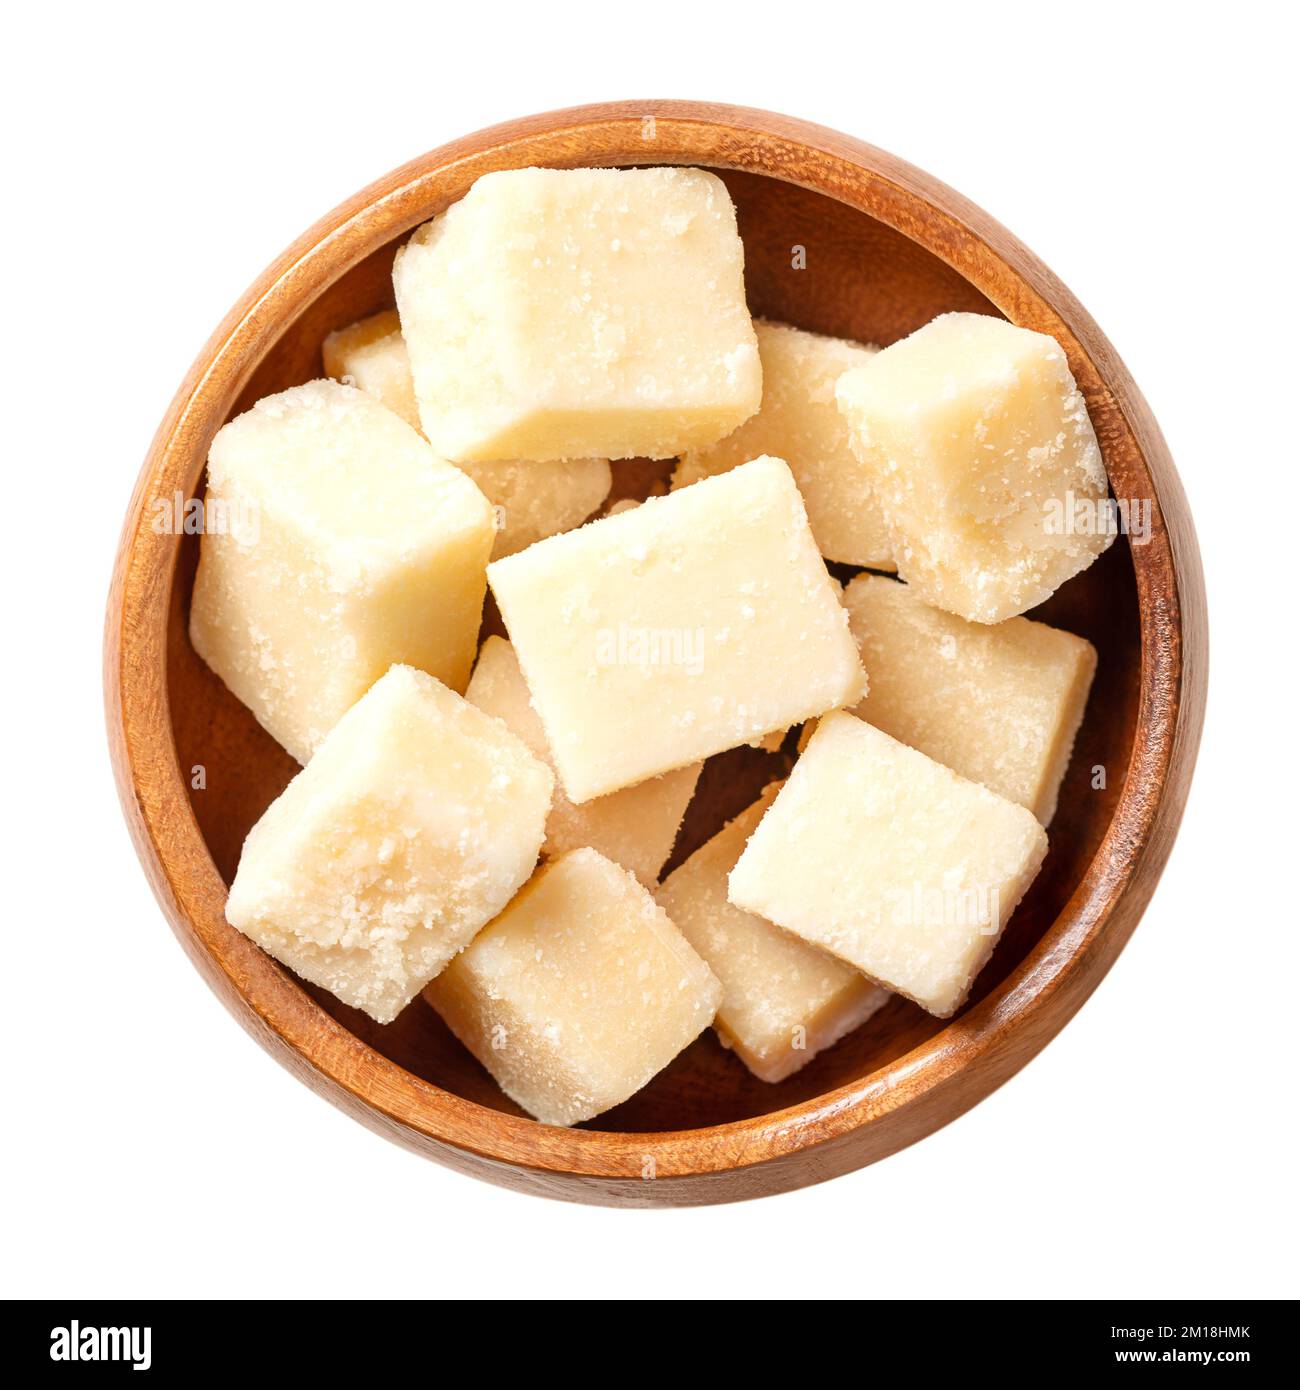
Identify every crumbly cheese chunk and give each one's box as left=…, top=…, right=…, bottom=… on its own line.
left=322, top=309, right=421, bottom=428
left=190, top=379, right=493, bottom=762
left=425, top=848, right=721, bottom=1125
left=675, top=319, right=892, bottom=568
left=464, top=456, right=611, bottom=559
left=393, top=166, right=761, bottom=462
left=836, top=312, right=1112, bottom=622
left=226, top=665, right=553, bottom=1023
left=487, top=456, right=867, bottom=803
left=841, top=574, right=1097, bottom=824
left=729, top=711, right=1048, bottom=1017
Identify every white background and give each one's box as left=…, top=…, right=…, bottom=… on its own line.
left=4, top=1, right=1295, bottom=1301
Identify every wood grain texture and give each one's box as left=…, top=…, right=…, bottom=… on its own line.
left=104, top=101, right=1208, bottom=1206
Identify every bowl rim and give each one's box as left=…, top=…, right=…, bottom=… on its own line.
left=104, top=99, right=1207, bottom=1203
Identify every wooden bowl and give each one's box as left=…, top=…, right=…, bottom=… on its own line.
left=105, top=101, right=1207, bottom=1206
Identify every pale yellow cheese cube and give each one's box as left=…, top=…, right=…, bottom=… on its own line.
left=487, top=456, right=867, bottom=803
left=190, top=380, right=494, bottom=763
left=226, top=665, right=553, bottom=1024
left=322, top=313, right=611, bottom=558
left=466, top=637, right=699, bottom=884
left=425, top=848, right=722, bottom=1125
left=729, top=711, right=1048, bottom=1017
left=835, top=312, right=1113, bottom=623
left=841, top=574, right=1097, bottom=824
left=392, top=166, right=761, bottom=462
left=321, top=309, right=421, bottom=428
left=675, top=320, right=892, bottom=569
left=658, top=787, right=889, bottom=1083
left=464, top=456, right=611, bottom=559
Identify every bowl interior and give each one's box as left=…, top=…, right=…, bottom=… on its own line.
left=166, top=168, right=1139, bottom=1132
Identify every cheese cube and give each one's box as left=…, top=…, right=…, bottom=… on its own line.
left=392, top=166, right=761, bottom=462
left=322, top=309, right=421, bottom=428
left=487, top=456, right=866, bottom=803
left=729, top=711, right=1048, bottom=1017
left=190, top=380, right=494, bottom=763
left=466, top=637, right=700, bottom=883
left=835, top=312, right=1113, bottom=623
left=658, top=787, right=889, bottom=1082
left=675, top=320, right=892, bottom=569
left=841, top=574, right=1097, bottom=824
left=226, top=665, right=553, bottom=1024
left=425, top=848, right=722, bottom=1125
left=464, top=456, right=611, bottom=559
left=322, top=313, right=611, bottom=558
